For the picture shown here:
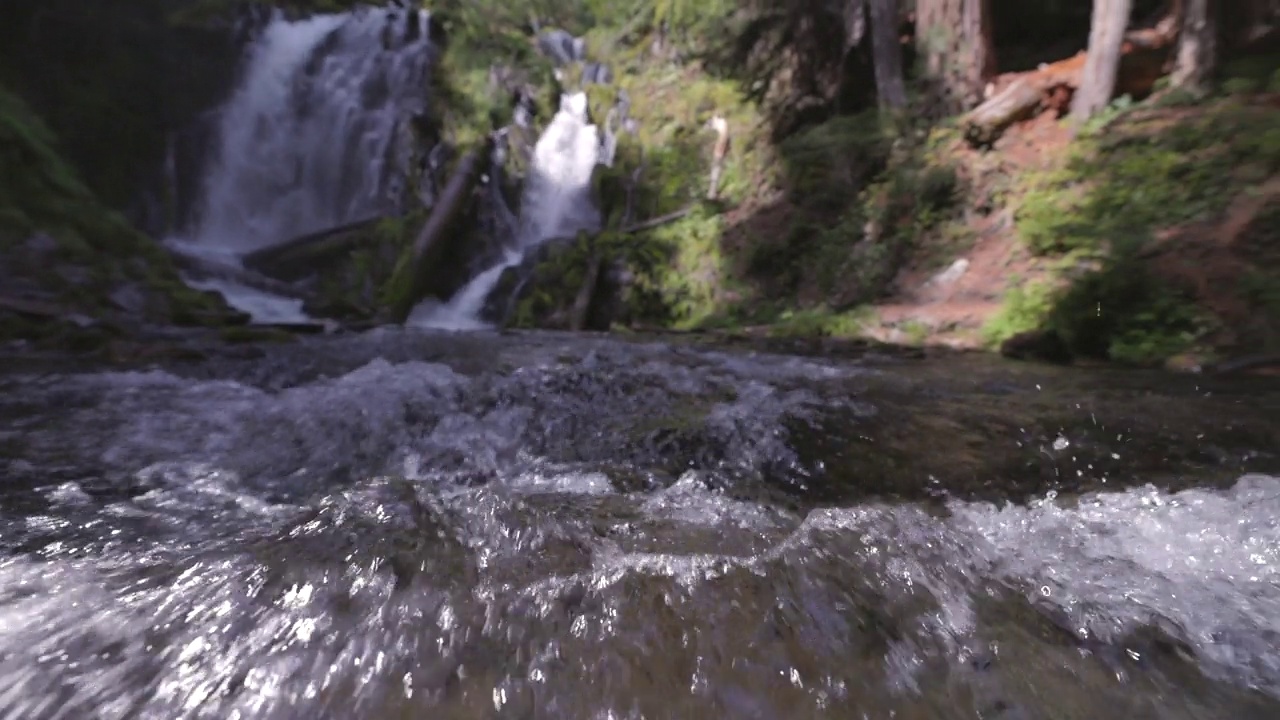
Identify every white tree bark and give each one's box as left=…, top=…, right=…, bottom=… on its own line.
left=1071, top=0, right=1134, bottom=122
left=1171, top=0, right=1218, bottom=93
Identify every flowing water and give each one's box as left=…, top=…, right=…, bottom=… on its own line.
left=412, top=92, right=603, bottom=330
left=2, top=329, right=1278, bottom=719
left=167, top=7, right=436, bottom=322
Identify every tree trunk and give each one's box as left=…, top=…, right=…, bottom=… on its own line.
left=915, top=0, right=996, bottom=114
left=568, top=253, right=603, bottom=332
left=1071, top=0, right=1135, bottom=122
left=241, top=216, right=385, bottom=281
left=706, top=116, right=729, bottom=201
left=389, top=136, right=494, bottom=323
left=868, top=0, right=908, bottom=109
left=1171, top=0, right=1218, bottom=93
left=962, top=18, right=1179, bottom=146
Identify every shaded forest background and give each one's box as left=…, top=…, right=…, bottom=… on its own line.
left=1, top=0, right=1277, bottom=370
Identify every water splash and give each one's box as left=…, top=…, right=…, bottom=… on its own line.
left=1, top=334, right=1278, bottom=717
left=412, top=92, right=602, bottom=330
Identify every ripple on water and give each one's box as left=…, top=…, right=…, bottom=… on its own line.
left=1, top=338, right=1278, bottom=718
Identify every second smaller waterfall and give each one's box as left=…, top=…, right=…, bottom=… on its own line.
left=410, top=92, right=602, bottom=330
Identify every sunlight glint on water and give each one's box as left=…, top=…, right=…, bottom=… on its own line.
left=0, top=335, right=1277, bottom=718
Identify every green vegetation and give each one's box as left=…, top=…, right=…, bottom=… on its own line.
left=0, top=86, right=231, bottom=346
left=3, top=0, right=1276, bottom=368
left=1018, top=99, right=1278, bottom=256
left=982, top=281, right=1057, bottom=347
left=989, top=86, right=1279, bottom=364
left=508, top=60, right=965, bottom=334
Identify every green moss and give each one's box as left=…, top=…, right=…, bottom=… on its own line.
left=765, top=306, right=871, bottom=338
left=742, top=116, right=963, bottom=317
left=1220, top=53, right=1280, bottom=92
left=982, top=281, right=1057, bottom=347
left=1052, top=258, right=1207, bottom=365
left=375, top=210, right=431, bottom=312
left=0, top=85, right=228, bottom=338
left=508, top=232, right=595, bottom=329
left=1221, top=77, right=1261, bottom=95
left=1004, top=97, right=1277, bottom=364
left=901, top=319, right=931, bottom=346
left=615, top=64, right=769, bottom=208
left=1017, top=101, right=1277, bottom=257
left=983, top=271, right=1208, bottom=367
left=649, top=209, right=726, bottom=328
left=778, top=112, right=889, bottom=215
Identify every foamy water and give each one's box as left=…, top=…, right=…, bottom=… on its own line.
left=1, top=333, right=1276, bottom=718
left=411, top=92, right=603, bottom=330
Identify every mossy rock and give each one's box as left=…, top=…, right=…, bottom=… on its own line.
left=0, top=87, right=234, bottom=347
left=508, top=234, right=595, bottom=330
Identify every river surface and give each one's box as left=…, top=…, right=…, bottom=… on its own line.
left=1, top=329, right=1278, bottom=719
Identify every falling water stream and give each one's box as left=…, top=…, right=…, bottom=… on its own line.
left=167, top=7, right=436, bottom=324
left=1, top=329, right=1278, bottom=719
left=167, top=6, right=601, bottom=330
left=409, top=92, right=603, bottom=330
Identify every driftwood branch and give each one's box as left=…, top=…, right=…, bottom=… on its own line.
left=962, top=16, right=1179, bottom=146
left=1208, top=353, right=1280, bottom=376
left=618, top=206, right=694, bottom=234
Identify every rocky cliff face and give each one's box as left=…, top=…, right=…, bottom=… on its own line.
left=0, top=1, right=255, bottom=224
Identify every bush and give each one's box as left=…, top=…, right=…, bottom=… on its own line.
left=982, top=281, right=1057, bottom=346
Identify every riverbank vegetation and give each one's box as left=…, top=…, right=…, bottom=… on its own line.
left=0, top=87, right=240, bottom=351
left=1, top=0, right=1277, bottom=370
left=486, top=0, right=1279, bottom=369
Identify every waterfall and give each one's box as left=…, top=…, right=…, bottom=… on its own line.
left=410, top=92, right=602, bottom=330
left=170, top=6, right=434, bottom=322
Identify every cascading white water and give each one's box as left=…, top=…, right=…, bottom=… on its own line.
left=410, top=92, right=602, bottom=330
left=170, top=7, right=434, bottom=322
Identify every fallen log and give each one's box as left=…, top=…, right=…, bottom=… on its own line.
left=391, top=135, right=495, bottom=323
left=167, top=247, right=316, bottom=302
left=962, top=18, right=1179, bottom=146
left=618, top=206, right=694, bottom=234
left=241, top=215, right=385, bottom=281
left=537, top=206, right=696, bottom=250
